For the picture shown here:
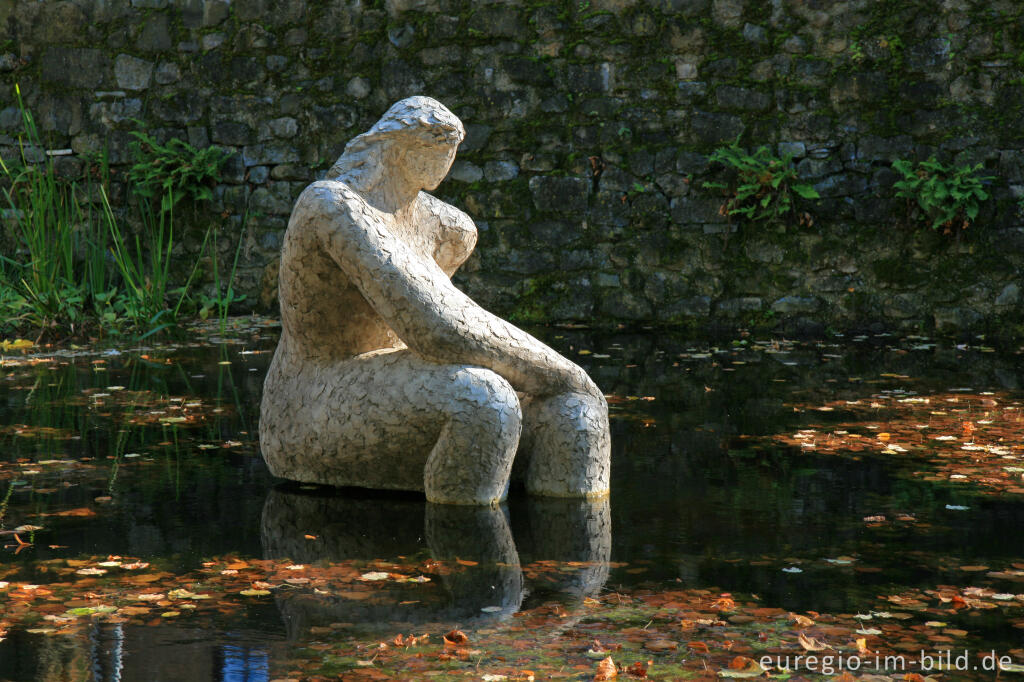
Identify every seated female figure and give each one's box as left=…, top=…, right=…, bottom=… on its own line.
left=259, top=96, right=610, bottom=505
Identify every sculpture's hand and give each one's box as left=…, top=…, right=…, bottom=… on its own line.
left=301, top=181, right=600, bottom=398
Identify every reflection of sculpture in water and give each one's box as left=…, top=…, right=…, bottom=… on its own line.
left=260, top=487, right=611, bottom=637
left=259, top=96, right=610, bottom=505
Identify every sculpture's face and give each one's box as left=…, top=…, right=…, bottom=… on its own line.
left=403, top=139, right=458, bottom=191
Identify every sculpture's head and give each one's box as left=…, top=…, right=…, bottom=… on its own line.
left=330, top=96, right=465, bottom=192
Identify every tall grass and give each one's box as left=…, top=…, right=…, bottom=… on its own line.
left=106, top=185, right=209, bottom=337
left=0, top=86, right=220, bottom=340
left=0, top=85, right=109, bottom=335
left=201, top=217, right=248, bottom=333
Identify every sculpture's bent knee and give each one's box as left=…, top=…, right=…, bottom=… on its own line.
left=523, top=390, right=611, bottom=499
left=424, top=367, right=523, bottom=506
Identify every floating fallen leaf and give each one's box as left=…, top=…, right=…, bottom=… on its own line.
left=359, top=572, right=390, bottom=581
left=595, top=655, right=617, bottom=680
left=75, top=567, right=107, bottom=576
left=625, top=660, right=649, bottom=678
left=443, top=629, right=469, bottom=647
left=790, top=613, right=814, bottom=628
left=239, top=589, right=271, bottom=597
left=798, top=631, right=830, bottom=651
left=44, top=507, right=96, bottom=518
left=718, top=656, right=767, bottom=678
left=643, top=639, right=677, bottom=653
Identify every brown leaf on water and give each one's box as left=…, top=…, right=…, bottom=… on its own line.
left=724, top=656, right=766, bottom=676
left=594, top=655, right=617, bottom=680
left=798, top=631, right=830, bottom=651
left=443, top=629, right=469, bottom=647
left=625, top=660, right=649, bottom=678
left=42, top=507, right=96, bottom=518
left=687, top=641, right=710, bottom=654
left=789, top=612, right=815, bottom=628
left=643, top=639, right=677, bottom=653
left=455, top=558, right=478, bottom=566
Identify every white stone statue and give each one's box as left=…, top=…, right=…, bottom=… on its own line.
left=259, top=96, right=610, bottom=505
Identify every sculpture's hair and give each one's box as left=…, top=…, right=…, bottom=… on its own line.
left=329, top=96, right=465, bottom=178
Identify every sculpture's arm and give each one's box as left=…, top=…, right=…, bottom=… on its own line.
left=302, top=181, right=598, bottom=399
left=421, top=192, right=477, bottom=276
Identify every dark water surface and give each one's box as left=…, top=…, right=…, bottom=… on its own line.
left=1, top=325, right=1023, bottom=680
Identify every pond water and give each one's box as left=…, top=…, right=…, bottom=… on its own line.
left=0, top=323, right=1022, bottom=680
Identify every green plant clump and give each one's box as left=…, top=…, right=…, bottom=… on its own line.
left=127, top=130, right=231, bottom=212
left=891, top=156, right=994, bottom=234
left=0, top=87, right=237, bottom=340
left=702, top=139, right=820, bottom=226
left=0, top=85, right=113, bottom=335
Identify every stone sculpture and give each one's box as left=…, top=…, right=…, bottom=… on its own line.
left=259, top=96, right=610, bottom=505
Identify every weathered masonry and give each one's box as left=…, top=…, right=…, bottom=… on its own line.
left=1, top=0, right=1022, bottom=335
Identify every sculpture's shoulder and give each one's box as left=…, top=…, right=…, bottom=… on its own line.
left=294, top=179, right=363, bottom=220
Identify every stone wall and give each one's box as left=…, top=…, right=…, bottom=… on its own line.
left=1, top=0, right=1022, bottom=335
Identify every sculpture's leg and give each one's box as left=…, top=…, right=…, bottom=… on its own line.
left=423, top=367, right=523, bottom=505
left=518, top=391, right=611, bottom=498
left=261, top=350, right=521, bottom=504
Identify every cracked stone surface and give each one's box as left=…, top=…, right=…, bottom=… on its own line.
left=259, top=96, right=610, bottom=505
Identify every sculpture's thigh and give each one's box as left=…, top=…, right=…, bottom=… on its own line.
left=260, top=350, right=522, bottom=502
left=515, top=391, right=611, bottom=498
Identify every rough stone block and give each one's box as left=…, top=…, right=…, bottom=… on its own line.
left=529, top=176, right=589, bottom=214
left=268, top=117, right=299, bottom=139
left=114, top=54, right=154, bottom=91
left=448, top=161, right=483, bottom=183
left=711, top=0, right=744, bottom=29
left=243, top=144, right=301, bottom=166
left=89, top=98, right=142, bottom=127
left=906, top=37, right=951, bottom=72
left=467, top=6, right=525, bottom=38
left=690, top=110, right=744, bottom=146
left=151, top=93, right=204, bottom=124
left=567, top=63, right=613, bottom=93
left=742, top=23, right=767, bottom=43
left=995, top=282, right=1020, bottom=306
left=41, top=48, right=109, bottom=89
left=717, top=297, right=763, bottom=314
left=136, top=14, right=173, bottom=52
left=771, top=296, right=820, bottom=314
left=484, top=160, right=519, bottom=182
left=250, top=182, right=294, bottom=215
left=715, top=85, right=771, bottom=112
left=154, top=62, right=181, bottom=85
left=248, top=166, right=270, bottom=184
left=598, top=290, right=652, bottom=319
left=657, top=296, right=711, bottom=320
left=345, top=76, right=371, bottom=99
